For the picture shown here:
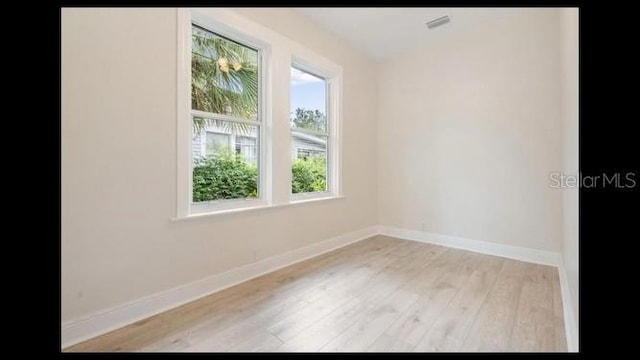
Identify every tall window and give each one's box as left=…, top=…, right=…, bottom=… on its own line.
left=178, top=9, right=342, bottom=218
left=190, top=24, right=261, bottom=205
left=290, top=66, right=329, bottom=195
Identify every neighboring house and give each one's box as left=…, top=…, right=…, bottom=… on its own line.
left=192, top=124, right=326, bottom=165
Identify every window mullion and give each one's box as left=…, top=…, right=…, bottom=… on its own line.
left=191, top=110, right=261, bottom=127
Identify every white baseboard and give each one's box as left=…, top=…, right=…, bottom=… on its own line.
left=557, top=259, right=578, bottom=352
left=378, top=226, right=561, bottom=266
left=61, top=226, right=378, bottom=349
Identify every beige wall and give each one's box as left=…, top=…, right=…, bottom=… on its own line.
left=560, top=7, right=579, bottom=339
left=377, top=9, right=564, bottom=252
left=61, top=8, right=378, bottom=323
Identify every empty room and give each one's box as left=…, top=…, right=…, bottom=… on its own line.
left=61, top=7, right=579, bottom=352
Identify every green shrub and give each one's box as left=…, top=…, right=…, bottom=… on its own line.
left=192, top=150, right=327, bottom=201
left=292, top=155, right=327, bottom=194
left=192, top=149, right=257, bottom=202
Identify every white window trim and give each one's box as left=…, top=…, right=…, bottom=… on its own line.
left=176, top=8, right=342, bottom=219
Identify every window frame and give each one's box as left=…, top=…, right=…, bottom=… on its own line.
left=176, top=8, right=342, bottom=219
left=178, top=9, right=270, bottom=216
left=289, top=59, right=341, bottom=202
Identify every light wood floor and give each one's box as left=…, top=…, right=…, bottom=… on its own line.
left=65, top=236, right=567, bottom=352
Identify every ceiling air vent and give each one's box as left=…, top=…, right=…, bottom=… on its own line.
left=426, top=15, right=450, bottom=29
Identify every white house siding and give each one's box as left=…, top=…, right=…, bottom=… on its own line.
left=192, top=125, right=326, bottom=163
left=192, top=124, right=258, bottom=164
left=291, top=136, right=326, bottom=160
left=192, top=133, right=202, bottom=160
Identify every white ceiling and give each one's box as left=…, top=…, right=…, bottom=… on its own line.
left=293, top=8, right=525, bottom=61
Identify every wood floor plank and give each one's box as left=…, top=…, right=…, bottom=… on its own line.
left=292, top=240, right=416, bottom=304
left=459, top=259, right=528, bottom=352
left=315, top=246, right=450, bottom=352
left=152, top=237, right=410, bottom=351
left=412, top=253, right=505, bottom=352
left=171, top=237, right=411, bottom=352
left=266, top=242, right=416, bottom=342
left=508, top=264, right=556, bottom=352
left=319, top=289, right=420, bottom=352
left=142, top=295, right=310, bottom=351
left=351, top=243, right=447, bottom=305
left=266, top=292, right=354, bottom=342
left=368, top=333, right=414, bottom=352
left=64, top=236, right=567, bottom=353
left=281, top=244, right=447, bottom=352
left=368, top=250, right=475, bottom=352
left=276, top=297, right=370, bottom=352
left=227, top=331, right=284, bottom=352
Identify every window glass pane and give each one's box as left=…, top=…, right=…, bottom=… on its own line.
left=291, top=131, right=327, bottom=194
left=290, top=67, right=327, bottom=133
left=206, top=132, right=230, bottom=155
left=235, top=136, right=257, bottom=166
left=192, top=118, right=259, bottom=202
left=191, top=24, right=259, bottom=120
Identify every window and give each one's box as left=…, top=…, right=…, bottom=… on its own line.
left=290, top=66, right=329, bottom=196
left=177, top=9, right=342, bottom=218
left=189, top=22, right=263, bottom=211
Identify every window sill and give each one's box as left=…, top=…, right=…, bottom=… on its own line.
left=290, top=193, right=336, bottom=204
left=171, top=195, right=345, bottom=222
